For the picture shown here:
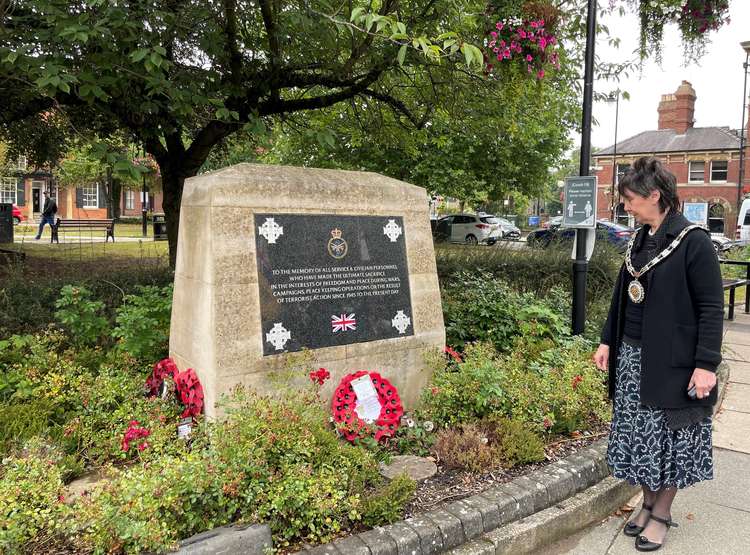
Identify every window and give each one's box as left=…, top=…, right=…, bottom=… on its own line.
left=689, top=161, right=705, bottom=183
left=82, top=184, right=98, bottom=208
left=0, top=177, right=16, bottom=204
left=616, top=163, right=630, bottom=185
left=710, top=160, right=728, bottom=182
left=16, top=156, right=27, bottom=172
left=124, top=189, right=135, bottom=210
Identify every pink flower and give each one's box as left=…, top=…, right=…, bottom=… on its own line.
left=519, top=30, right=527, bottom=39
left=537, top=69, right=545, bottom=79
left=499, top=40, right=506, bottom=48
left=503, top=49, right=512, bottom=59
left=530, top=21, right=538, bottom=29
left=526, top=54, right=533, bottom=62
left=489, top=40, right=496, bottom=48
left=496, top=22, right=504, bottom=30
left=527, top=64, right=533, bottom=73
left=538, top=19, right=545, bottom=27
left=490, top=31, right=498, bottom=38
left=539, top=37, right=548, bottom=49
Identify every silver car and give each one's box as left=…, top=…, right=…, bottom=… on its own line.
left=484, top=215, right=521, bottom=240
left=433, top=213, right=502, bottom=245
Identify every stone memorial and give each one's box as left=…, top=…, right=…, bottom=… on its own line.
left=169, top=164, right=445, bottom=417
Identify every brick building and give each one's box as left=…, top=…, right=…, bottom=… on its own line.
left=593, top=81, right=750, bottom=237
left=0, top=156, right=163, bottom=221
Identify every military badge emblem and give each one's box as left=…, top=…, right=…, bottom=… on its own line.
left=327, top=228, right=348, bottom=259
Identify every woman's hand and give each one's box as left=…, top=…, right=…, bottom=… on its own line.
left=593, top=344, right=610, bottom=371
left=688, top=368, right=717, bottom=399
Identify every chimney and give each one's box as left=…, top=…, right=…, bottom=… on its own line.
left=657, top=81, right=696, bottom=134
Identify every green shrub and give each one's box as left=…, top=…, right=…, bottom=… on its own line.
left=421, top=342, right=506, bottom=427
left=0, top=262, right=173, bottom=338
left=0, top=441, right=68, bottom=553
left=360, top=474, right=417, bottom=528
left=483, top=417, right=545, bottom=467
left=435, top=242, right=621, bottom=304
left=422, top=337, right=610, bottom=435
left=441, top=271, right=570, bottom=352
left=432, top=423, right=498, bottom=473
left=65, top=390, right=409, bottom=553
left=113, top=284, right=173, bottom=361
left=54, top=285, right=108, bottom=346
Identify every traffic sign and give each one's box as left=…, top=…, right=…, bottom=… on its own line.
left=563, top=176, right=597, bottom=229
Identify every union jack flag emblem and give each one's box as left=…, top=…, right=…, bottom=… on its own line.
left=331, top=313, right=357, bottom=333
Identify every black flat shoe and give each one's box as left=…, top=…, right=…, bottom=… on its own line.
left=623, top=502, right=654, bottom=537
left=635, top=514, right=679, bottom=552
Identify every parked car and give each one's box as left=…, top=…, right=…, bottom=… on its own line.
left=527, top=219, right=635, bottom=252
left=482, top=214, right=521, bottom=240
left=433, top=213, right=503, bottom=245
left=541, top=215, right=563, bottom=229
left=12, top=204, right=25, bottom=225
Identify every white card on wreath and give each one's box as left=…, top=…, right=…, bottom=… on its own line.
left=351, top=375, right=382, bottom=423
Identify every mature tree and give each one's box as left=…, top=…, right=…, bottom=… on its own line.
left=269, top=62, right=578, bottom=207
left=0, top=0, right=731, bottom=265
left=1, top=0, right=493, bottom=264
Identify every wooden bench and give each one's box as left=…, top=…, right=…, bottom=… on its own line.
left=51, top=218, right=115, bottom=243
left=722, top=278, right=749, bottom=320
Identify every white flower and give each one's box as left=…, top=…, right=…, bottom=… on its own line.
left=423, top=421, right=435, bottom=432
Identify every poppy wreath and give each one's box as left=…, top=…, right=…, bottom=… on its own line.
left=331, top=371, right=403, bottom=442
left=145, top=357, right=205, bottom=418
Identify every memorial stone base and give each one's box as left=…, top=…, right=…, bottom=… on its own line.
left=169, top=163, right=445, bottom=417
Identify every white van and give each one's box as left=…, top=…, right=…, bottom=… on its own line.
left=736, top=198, right=750, bottom=242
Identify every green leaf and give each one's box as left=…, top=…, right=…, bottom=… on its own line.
left=397, top=44, right=407, bottom=66
left=130, top=48, right=149, bottom=62
left=350, top=7, right=365, bottom=22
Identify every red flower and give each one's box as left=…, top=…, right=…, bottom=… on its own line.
left=309, top=367, right=331, bottom=386
left=443, top=346, right=463, bottom=363
left=571, top=375, right=583, bottom=390
left=122, top=421, right=151, bottom=452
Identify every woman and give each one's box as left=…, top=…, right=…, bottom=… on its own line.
left=593, top=157, right=723, bottom=552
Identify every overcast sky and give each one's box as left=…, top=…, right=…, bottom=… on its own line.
left=585, top=2, right=750, bottom=152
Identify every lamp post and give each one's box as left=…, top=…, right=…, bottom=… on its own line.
left=605, top=90, right=620, bottom=222
left=142, top=145, right=148, bottom=238
left=737, top=41, right=750, bottom=217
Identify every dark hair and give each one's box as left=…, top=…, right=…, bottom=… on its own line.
left=618, top=156, right=680, bottom=214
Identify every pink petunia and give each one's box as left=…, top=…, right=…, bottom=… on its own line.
left=496, top=22, right=504, bottom=30
left=539, top=37, right=548, bottom=49
left=526, top=54, right=533, bottom=62
left=537, top=69, right=545, bottom=79
left=519, top=29, right=527, bottom=39
left=490, top=31, right=498, bottom=38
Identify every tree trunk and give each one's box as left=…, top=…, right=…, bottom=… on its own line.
left=111, top=178, right=122, bottom=220
left=160, top=169, right=185, bottom=269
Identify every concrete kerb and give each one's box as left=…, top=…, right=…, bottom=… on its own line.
left=299, top=437, right=616, bottom=554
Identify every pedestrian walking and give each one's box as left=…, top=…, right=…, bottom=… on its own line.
left=34, top=191, right=57, bottom=240
left=593, top=156, right=723, bottom=552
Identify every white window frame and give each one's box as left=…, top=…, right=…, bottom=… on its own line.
left=16, top=156, right=27, bottom=172
left=82, top=183, right=98, bottom=208
left=710, top=160, right=728, bottom=183
left=0, top=177, right=16, bottom=204
left=124, top=189, right=135, bottom=210
left=688, top=161, right=705, bottom=183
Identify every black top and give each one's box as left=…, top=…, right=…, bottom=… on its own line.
left=600, top=212, right=724, bottom=409
left=623, top=233, right=659, bottom=340
left=42, top=197, right=57, bottom=218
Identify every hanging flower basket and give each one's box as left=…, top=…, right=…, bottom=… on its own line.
left=331, top=371, right=403, bottom=442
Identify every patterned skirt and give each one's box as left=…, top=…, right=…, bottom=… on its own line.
left=606, top=340, right=714, bottom=490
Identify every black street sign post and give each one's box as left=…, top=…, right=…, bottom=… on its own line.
left=573, top=0, right=598, bottom=336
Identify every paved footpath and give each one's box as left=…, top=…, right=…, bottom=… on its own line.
left=541, top=311, right=750, bottom=555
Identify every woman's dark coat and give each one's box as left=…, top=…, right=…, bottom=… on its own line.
left=600, top=213, right=724, bottom=409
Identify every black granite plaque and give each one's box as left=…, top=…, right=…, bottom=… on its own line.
left=255, top=213, right=414, bottom=355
